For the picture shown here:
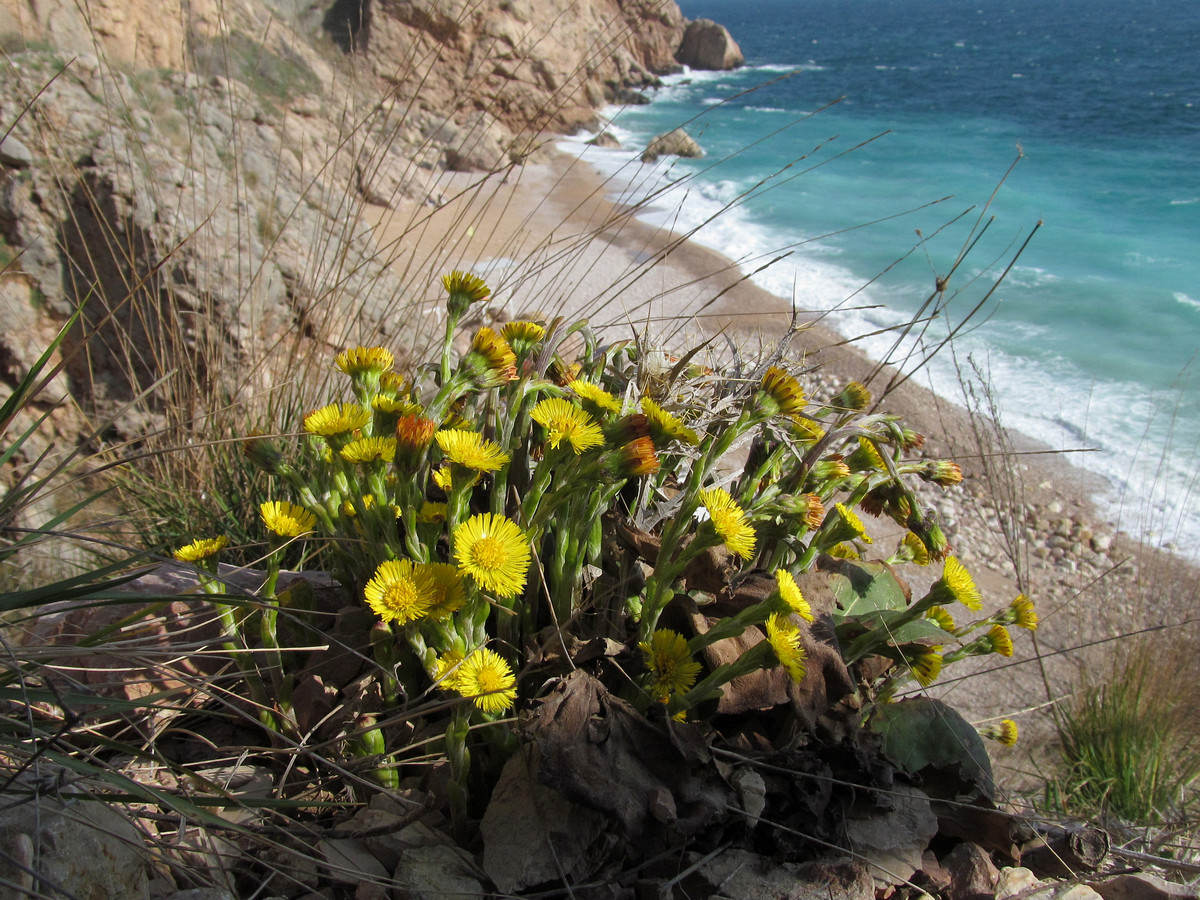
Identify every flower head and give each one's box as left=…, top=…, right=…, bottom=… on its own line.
left=463, top=327, right=517, bottom=386
left=416, top=501, right=447, bottom=523
left=260, top=501, right=318, bottom=538
left=173, top=535, right=228, bottom=563
left=303, top=402, right=370, bottom=438
left=1009, top=594, right=1039, bottom=630
left=765, top=614, right=807, bottom=682
left=500, top=321, right=546, bottom=360
left=775, top=570, right=814, bottom=622
left=819, top=502, right=873, bottom=547
left=908, top=646, right=944, bottom=687
left=453, top=513, right=531, bottom=597
left=898, top=532, right=931, bottom=566
left=925, top=555, right=982, bottom=611
left=791, top=417, right=826, bottom=447
left=699, top=487, right=757, bottom=560
left=424, top=562, right=467, bottom=620
left=639, top=629, right=701, bottom=703
left=569, top=379, right=621, bottom=416
left=758, top=366, right=807, bottom=418
left=377, top=371, right=408, bottom=399
left=920, top=460, right=964, bottom=487
left=979, top=719, right=1020, bottom=747
left=454, top=647, right=517, bottom=715
left=829, top=381, right=872, bottom=412
left=363, top=559, right=435, bottom=626
left=435, top=429, right=509, bottom=472
left=443, top=270, right=491, bottom=316
left=847, top=436, right=887, bottom=473
left=987, top=624, right=1014, bottom=657
left=926, top=605, right=957, bottom=633
left=786, top=493, right=826, bottom=531
left=608, top=436, right=660, bottom=477
left=395, top=413, right=437, bottom=471
left=530, top=398, right=606, bottom=454
left=336, top=346, right=394, bottom=379
left=340, top=436, right=397, bottom=465
left=641, top=397, right=700, bottom=446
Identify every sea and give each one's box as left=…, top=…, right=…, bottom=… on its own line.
left=558, top=0, right=1200, bottom=556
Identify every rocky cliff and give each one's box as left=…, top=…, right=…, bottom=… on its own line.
left=0, top=0, right=736, bottom=458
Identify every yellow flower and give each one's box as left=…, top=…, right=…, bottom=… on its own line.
left=173, top=535, right=228, bottom=562
left=979, top=719, right=1019, bottom=746
left=363, top=559, right=435, bottom=625
left=909, top=646, right=944, bottom=687
left=373, top=395, right=421, bottom=416
left=424, top=562, right=467, bottom=620
left=453, top=513, right=531, bottom=597
left=335, top=346, right=394, bottom=378
left=775, top=570, right=814, bottom=622
left=639, top=629, right=701, bottom=703
left=454, top=647, right=517, bottom=715
left=466, top=327, right=517, bottom=384
left=901, top=532, right=931, bottom=566
left=926, top=555, right=982, bottom=611
left=435, top=429, right=509, bottom=471
left=610, top=436, right=660, bottom=477
left=830, top=381, right=872, bottom=412
left=1010, top=594, right=1039, bottom=630
left=431, top=650, right=465, bottom=689
left=260, top=501, right=317, bottom=538
left=847, top=436, right=887, bottom=472
left=791, top=417, right=826, bottom=446
left=416, top=501, right=447, bottom=523
left=819, top=502, right=873, bottom=547
left=530, top=398, right=605, bottom=454
left=827, top=542, right=860, bottom=559
left=987, top=624, right=1014, bottom=657
left=569, top=379, right=621, bottom=415
left=340, top=436, right=397, bottom=465
left=443, top=270, right=491, bottom=315
left=790, top=493, right=825, bottom=531
left=699, top=487, right=757, bottom=560
left=759, top=366, right=807, bottom=418
left=641, top=397, right=700, bottom=446
left=303, top=402, right=370, bottom=437
left=926, top=605, right=957, bottom=633
left=378, top=371, right=408, bottom=398
left=920, top=460, right=964, bottom=486
left=500, top=321, right=546, bottom=359
left=765, top=614, right=806, bottom=682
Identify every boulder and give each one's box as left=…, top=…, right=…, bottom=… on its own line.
left=641, top=127, right=703, bottom=163
left=586, top=131, right=621, bottom=148
left=676, top=18, right=744, bottom=70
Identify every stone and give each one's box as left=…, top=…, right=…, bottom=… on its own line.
left=942, top=842, right=1000, bottom=900
left=1088, top=872, right=1199, bottom=900
left=586, top=130, right=621, bottom=148
left=392, top=844, right=486, bottom=900
left=0, top=133, right=33, bottom=167
left=995, top=866, right=1046, bottom=899
left=681, top=849, right=873, bottom=900
left=480, top=747, right=609, bottom=892
left=316, top=837, right=389, bottom=886
left=675, top=18, right=745, bottom=70
left=641, top=127, right=704, bottom=163
left=0, top=792, right=150, bottom=900
left=843, top=785, right=938, bottom=886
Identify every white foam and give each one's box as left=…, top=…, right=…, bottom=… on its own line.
left=1175, top=292, right=1200, bottom=311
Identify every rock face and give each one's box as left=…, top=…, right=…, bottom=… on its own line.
left=675, top=17, right=744, bottom=70
left=641, top=127, right=703, bottom=162
left=0, top=0, right=729, bottom=445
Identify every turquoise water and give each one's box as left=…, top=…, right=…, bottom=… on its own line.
left=561, top=0, right=1200, bottom=553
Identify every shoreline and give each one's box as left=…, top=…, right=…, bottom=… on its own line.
left=366, top=142, right=1199, bottom=778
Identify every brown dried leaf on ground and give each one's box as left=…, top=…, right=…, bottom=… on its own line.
left=525, top=670, right=732, bottom=838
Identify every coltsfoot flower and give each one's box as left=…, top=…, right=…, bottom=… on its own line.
left=775, top=570, right=814, bottom=622
left=453, top=513, right=531, bottom=597
left=304, top=402, right=370, bottom=438
left=641, top=397, right=700, bottom=446
left=909, top=646, right=944, bottom=687
left=1008, top=594, right=1039, bottom=630
left=336, top=346, right=394, bottom=378
left=443, top=270, right=491, bottom=316
left=424, top=562, right=467, bottom=620
left=699, top=487, right=757, bottom=560
left=569, top=379, right=621, bottom=415
left=639, top=629, right=701, bottom=703
left=260, top=501, right=317, bottom=538
left=924, top=555, right=982, bottom=611
left=363, top=559, right=436, bottom=626
left=979, top=719, right=1019, bottom=746
left=758, top=366, right=807, bottom=418
left=765, top=614, right=806, bottom=682
left=173, top=535, right=228, bottom=563
left=926, top=605, right=957, bottom=633
left=435, top=429, right=509, bottom=471
left=340, top=436, right=397, bottom=465
left=453, top=647, right=517, bottom=714
left=530, top=398, right=605, bottom=454
left=987, top=624, right=1014, bottom=657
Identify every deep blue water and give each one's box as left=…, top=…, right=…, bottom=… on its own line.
left=561, top=0, right=1200, bottom=552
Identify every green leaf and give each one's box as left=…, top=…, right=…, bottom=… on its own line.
left=827, top=559, right=909, bottom=615
left=837, top=609, right=949, bottom=646
left=870, top=697, right=995, bottom=801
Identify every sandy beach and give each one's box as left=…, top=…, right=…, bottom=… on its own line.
left=364, top=144, right=1199, bottom=791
